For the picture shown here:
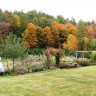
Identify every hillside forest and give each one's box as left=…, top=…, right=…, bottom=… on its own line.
left=0, top=9, right=96, bottom=53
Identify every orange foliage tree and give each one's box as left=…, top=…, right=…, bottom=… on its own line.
left=51, top=21, right=67, bottom=48
left=88, top=23, right=95, bottom=38
left=22, top=23, right=38, bottom=48
left=63, top=34, right=78, bottom=52
left=44, top=26, right=54, bottom=47
left=51, top=21, right=60, bottom=48
left=59, top=24, right=67, bottom=48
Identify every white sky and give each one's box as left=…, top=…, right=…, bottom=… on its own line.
left=0, top=0, right=96, bottom=22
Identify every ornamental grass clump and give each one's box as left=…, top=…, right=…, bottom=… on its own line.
left=76, top=58, right=90, bottom=66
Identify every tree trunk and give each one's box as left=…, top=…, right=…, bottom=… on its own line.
left=47, top=56, right=51, bottom=69
left=6, top=58, right=9, bottom=71
left=12, top=59, right=15, bottom=72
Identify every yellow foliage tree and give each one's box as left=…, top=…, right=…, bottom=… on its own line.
left=65, top=23, right=78, bottom=36
left=83, top=37, right=89, bottom=50
left=12, top=15, right=21, bottom=27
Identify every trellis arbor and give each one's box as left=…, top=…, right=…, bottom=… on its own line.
left=75, top=51, right=91, bottom=59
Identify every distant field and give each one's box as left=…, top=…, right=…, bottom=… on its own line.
left=0, top=66, right=96, bottom=96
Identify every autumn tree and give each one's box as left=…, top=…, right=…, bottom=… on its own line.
left=65, top=22, right=78, bottom=36
left=83, top=37, right=89, bottom=50
left=44, top=26, right=54, bottom=47
left=22, top=23, right=38, bottom=48
left=88, top=23, right=95, bottom=38
left=10, top=14, right=21, bottom=36
left=59, top=24, right=67, bottom=48
left=0, top=22, right=11, bottom=43
left=51, top=21, right=60, bottom=48
left=11, top=15, right=21, bottom=27
left=11, top=11, right=28, bottom=36
left=63, top=34, right=78, bottom=52
left=51, top=21, right=68, bottom=48
left=37, top=27, right=47, bottom=48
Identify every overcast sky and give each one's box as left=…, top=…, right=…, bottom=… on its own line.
left=0, top=0, right=96, bottom=22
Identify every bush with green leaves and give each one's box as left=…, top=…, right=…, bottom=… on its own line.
left=89, top=51, right=96, bottom=65
left=91, top=51, right=96, bottom=61
left=88, top=39, right=96, bottom=51
left=28, top=48, right=45, bottom=55
left=55, top=52, right=60, bottom=67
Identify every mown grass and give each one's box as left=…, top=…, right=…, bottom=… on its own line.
left=0, top=66, right=96, bottom=96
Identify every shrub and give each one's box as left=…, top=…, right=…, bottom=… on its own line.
left=28, top=48, right=45, bottom=55
left=91, top=51, right=96, bottom=62
left=50, top=56, right=55, bottom=67
left=59, top=56, right=75, bottom=68
left=59, top=62, right=66, bottom=69
left=55, top=52, right=60, bottom=67
left=12, top=67, right=27, bottom=75
left=76, top=58, right=90, bottom=66
left=79, top=61, right=90, bottom=66
left=60, top=56, right=74, bottom=64
left=31, top=62, right=44, bottom=72
left=84, top=52, right=90, bottom=59
left=89, top=60, right=96, bottom=65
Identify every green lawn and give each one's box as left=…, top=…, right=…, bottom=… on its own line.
left=0, top=66, right=96, bottom=96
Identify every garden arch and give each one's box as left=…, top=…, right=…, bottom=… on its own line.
left=45, top=48, right=64, bottom=68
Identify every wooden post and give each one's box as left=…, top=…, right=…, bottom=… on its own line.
left=76, top=51, right=77, bottom=59
left=83, top=51, right=84, bottom=58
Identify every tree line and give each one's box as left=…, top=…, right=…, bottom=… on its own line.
left=0, top=9, right=96, bottom=52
